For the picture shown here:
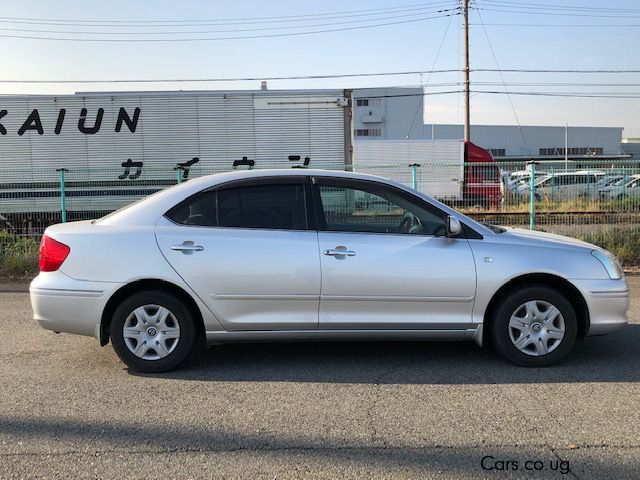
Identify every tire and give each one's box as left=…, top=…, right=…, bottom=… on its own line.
left=489, top=286, right=577, bottom=367
left=111, top=290, right=196, bottom=373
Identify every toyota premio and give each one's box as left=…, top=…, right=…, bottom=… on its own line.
left=30, top=170, right=629, bottom=372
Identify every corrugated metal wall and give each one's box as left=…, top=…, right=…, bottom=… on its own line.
left=353, top=139, right=464, bottom=200
left=0, top=89, right=350, bottom=213
left=0, top=89, right=348, bottom=175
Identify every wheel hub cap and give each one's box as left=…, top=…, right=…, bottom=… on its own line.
left=122, top=304, right=181, bottom=361
left=508, top=300, right=566, bottom=357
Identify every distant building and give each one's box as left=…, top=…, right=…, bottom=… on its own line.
left=621, top=138, right=640, bottom=159
left=352, top=87, right=425, bottom=140
left=353, top=87, right=628, bottom=163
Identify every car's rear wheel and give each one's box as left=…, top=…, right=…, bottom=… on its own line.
left=111, top=290, right=196, bottom=372
left=490, top=286, right=577, bottom=367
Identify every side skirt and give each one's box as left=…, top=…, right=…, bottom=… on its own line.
left=205, top=328, right=481, bottom=345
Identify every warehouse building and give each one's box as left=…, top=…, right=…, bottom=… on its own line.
left=352, top=87, right=628, bottom=163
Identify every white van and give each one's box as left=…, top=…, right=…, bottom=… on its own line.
left=519, top=171, right=604, bottom=201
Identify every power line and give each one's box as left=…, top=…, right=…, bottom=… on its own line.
left=0, top=12, right=458, bottom=41
left=480, top=0, right=640, bottom=14
left=324, top=91, right=640, bottom=99
left=468, top=23, right=640, bottom=27
left=476, top=7, right=640, bottom=20
left=406, top=4, right=455, bottom=137
left=0, top=2, right=455, bottom=26
left=474, top=69, right=640, bottom=74
left=476, top=91, right=640, bottom=99
left=0, top=9, right=460, bottom=36
left=473, top=0, right=530, bottom=154
left=362, top=91, right=640, bottom=99
left=0, top=8, right=457, bottom=31
left=0, top=70, right=463, bottom=84
left=1, top=69, right=639, bottom=84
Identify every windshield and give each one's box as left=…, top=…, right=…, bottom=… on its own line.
left=601, top=176, right=622, bottom=186
left=535, top=175, right=552, bottom=187
left=613, top=176, right=632, bottom=186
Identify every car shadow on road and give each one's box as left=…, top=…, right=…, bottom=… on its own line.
left=132, top=325, right=640, bottom=385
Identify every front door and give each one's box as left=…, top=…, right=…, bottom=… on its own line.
left=313, top=177, right=477, bottom=330
left=156, top=178, right=321, bottom=331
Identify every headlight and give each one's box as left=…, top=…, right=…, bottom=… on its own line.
left=591, top=250, right=623, bottom=279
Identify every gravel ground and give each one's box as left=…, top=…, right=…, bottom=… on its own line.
left=0, top=279, right=638, bottom=479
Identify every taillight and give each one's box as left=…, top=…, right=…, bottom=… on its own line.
left=39, top=235, right=70, bottom=272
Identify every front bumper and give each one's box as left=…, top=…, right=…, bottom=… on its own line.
left=30, top=271, right=123, bottom=340
left=571, top=277, right=629, bottom=336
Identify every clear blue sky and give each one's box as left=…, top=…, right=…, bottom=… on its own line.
left=1, top=0, right=639, bottom=136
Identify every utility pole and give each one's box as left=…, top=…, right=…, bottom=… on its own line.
left=463, top=0, right=471, bottom=142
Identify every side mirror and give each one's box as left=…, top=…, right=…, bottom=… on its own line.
left=446, top=216, right=462, bottom=237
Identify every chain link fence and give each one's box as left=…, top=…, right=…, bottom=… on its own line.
left=2, top=159, right=639, bottom=275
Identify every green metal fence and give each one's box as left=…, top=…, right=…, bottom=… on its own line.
left=1, top=160, right=640, bottom=275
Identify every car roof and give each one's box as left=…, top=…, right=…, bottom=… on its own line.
left=98, top=168, right=493, bottom=235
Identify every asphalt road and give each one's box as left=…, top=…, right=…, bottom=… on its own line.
left=0, top=280, right=639, bottom=479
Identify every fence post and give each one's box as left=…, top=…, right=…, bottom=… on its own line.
left=56, top=168, right=67, bottom=223
left=174, top=167, right=183, bottom=184
left=527, top=161, right=538, bottom=230
left=550, top=167, right=555, bottom=202
left=409, top=163, right=420, bottom=191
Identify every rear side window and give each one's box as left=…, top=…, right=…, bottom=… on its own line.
left=217, top=184, right=306, bottom=230
left=166, top=191, right=216, bottom=226
left=166, top=182, right=308, bottom=230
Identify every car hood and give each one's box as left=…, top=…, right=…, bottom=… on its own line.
left=499, top=227, right=598, bottom=252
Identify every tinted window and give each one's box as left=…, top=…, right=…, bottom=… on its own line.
left=217, top=183, right=307, bottom=230
left=316, top=182, right=446, bottom=236
left=166, top=182, right=307, bottom=230
left=167, top=191, right=217, bottom=226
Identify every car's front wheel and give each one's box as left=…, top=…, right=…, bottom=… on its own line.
left=111, top=290, right=196, bottom=372
left=490, top=286, right=577, bottom=367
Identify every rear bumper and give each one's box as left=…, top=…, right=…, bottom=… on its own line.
left=30, top=271, right=123, bottom=340
left=572, top=278, right=629, bottom=336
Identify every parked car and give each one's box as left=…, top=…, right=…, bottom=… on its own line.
left=31, top=169, right=628, bottom=372
left=505, top=170, right=548, bottom=194
left=599, top=174, right=640, bottom=200
left=518, top=171, right=605, bottom=201
left=597, top=174, right=628, bottom=188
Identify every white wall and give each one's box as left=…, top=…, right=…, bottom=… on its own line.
left=352, top=87, right=424, bottom=140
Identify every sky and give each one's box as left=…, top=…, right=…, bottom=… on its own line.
left=1, top=0, right=638, bottom=136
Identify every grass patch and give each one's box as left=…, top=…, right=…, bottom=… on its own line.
left=1, top=226, right=639, bottom=279
left=574, top=228, right=640, bottom=268
left=460, top=197, right=640, bottom=214
left=0, top=231, right=39, bottom=279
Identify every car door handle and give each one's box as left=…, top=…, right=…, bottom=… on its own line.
left=171, top=242, right=204, bottom=253
left=324, top=248, right=356, bottom=257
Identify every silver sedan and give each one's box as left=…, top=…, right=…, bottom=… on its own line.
left=30, top=169, right=629, bottom=372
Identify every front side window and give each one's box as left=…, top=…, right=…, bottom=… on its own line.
left=167, top=182, right=307, bottom=230
left=316, top=181, right=446, bottom=236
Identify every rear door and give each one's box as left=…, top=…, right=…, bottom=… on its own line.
left=155, top=177, right=321, bottom=331
left=313, top=177, right=477, bottom=330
